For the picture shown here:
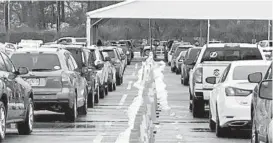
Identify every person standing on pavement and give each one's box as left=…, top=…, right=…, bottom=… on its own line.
left=97, top=39, right=103, bottom=46
left=140, top=39, right=147, bottom=57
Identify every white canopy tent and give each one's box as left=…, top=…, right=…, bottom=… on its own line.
left=86, top=0, right=273, bottom=46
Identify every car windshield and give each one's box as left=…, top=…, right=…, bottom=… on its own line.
left=187, top=48, right=201, bottom=60
left=171, top=43, right=180, bottom=52
left=11, top=53, right=61, bottom=71
left=75, top=38, right=86, bottom=43
left=102, top=50, right=116, bottom=59
left=66, top=49, right=84, bottom=68
left=201, top=48, right=263, bottom=62
left=179, top=51, right=187, bottom=60
left=174, top=47, right=191, bottom=57
left=233, top=65, right=269, bottom=80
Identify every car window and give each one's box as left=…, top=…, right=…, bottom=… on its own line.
left=114, top=49, right=121, bottom=60
left=69, top=54, right=78, bottom=70
left=88, top=50, right=96, bottom=66
left=174, top=47, right=191, bottom=57
left=1, top=53, right=15, bottom=72
left=201, top=47, right=263, bottom=62
left=233, top=65, right=269, bottom=80
left=83, top=50, right=90, bottom=67
left=219, top=64, right=231, bottom=83
left=66, top=49, right=83, bottom=68
left=264, top=64, right=272, bottom=80
left=11, top=53, right=61, bottom=71
left=187, top=49, right=201, bottom=60
left=75, top=38, right=86, bottom=43
left=102, top=50, right=117, bottom=59
left=0, top=54, right=7, bottom=71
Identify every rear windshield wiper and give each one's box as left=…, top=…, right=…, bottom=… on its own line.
left=31, top=68, right=52, bottom=71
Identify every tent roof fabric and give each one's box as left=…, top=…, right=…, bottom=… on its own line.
left=86, top=0, right=273, bottom=20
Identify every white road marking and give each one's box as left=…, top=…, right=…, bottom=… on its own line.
left=104, top=122, right=112, bottom=126
left=117, top=94, right=128, bottom=109
left=127, top=81, right=133, bottom=90
left=132, top=72, right=136, bottom=77
left=93, top=133, right=105, bottom=143
left=135, top=63, right=138, bottom=69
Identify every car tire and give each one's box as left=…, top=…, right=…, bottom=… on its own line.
left=171, top=67, right=175, bottom=72
left=183, top=75, right=189, bottom=86
left=108, top=82, right=113, bottom=92
left=121, top=76, right=123, bottom=84
left=65, top=97, right=78, bottom=122
left=95, top=87, right=99, bottom=104
left=216, top=107, right=227, bottom=137
left=0, top=101, right=6, bottom=141
left=79, top=88, right=88, bottom=115
left=17, top=98, right=34, bottom=135
left=116, top=76, right=121, bottom=86
left=209, top=107, right=216, bottom=131
left=189, top=87, right=192, bottom=111
left=113, top=82, right=116, bottom=91
left=192, top=97, right=204, bottom=118
left=99, top=86, right=105, bottom=99
left=88, top=87, right=95, bottom=108
left=176, top=69, right=180, bottom=75
left=105, top=84, right=108, bottom=96
left=251, top=119, right=258, bottom=143
left=127, top=60, right=131, bottom=65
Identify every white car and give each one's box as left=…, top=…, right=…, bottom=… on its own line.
left=207, top=60, right=270, bottom=137
left=189, top=43, right=266, bottom=118
left=167, top=42, right=181, bottom=65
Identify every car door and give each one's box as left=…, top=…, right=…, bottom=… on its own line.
left=257, top=65, right=272, bottom=140
left=69, top=54, right=85, bottom=107
left=0, top=53, right=21, bottom=120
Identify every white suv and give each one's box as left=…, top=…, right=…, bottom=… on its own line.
left=188, top=43, right=266, bottom=117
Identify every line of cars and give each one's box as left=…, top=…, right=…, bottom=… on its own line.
left=0, top=41, right=129, bottom=141
left=169, top=42, right=272, bottom=141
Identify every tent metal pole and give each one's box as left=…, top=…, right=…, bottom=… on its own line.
left=86, top=18, right=91, bottom=46
left=206, top=19, right=210, bottom=47
left=149, top=19, right=152, bottom=49
left=268, top=20, right=271, bottom=41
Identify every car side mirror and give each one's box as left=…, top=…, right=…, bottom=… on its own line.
left=206, top=77, right=216, bottom=84
left=17, top=67, right=29, bottom=75
left=259, top=80, right=272, bottom=100
left=248, top=72, right=262, bottom=83
left=81, top=66, right=88, bottom=74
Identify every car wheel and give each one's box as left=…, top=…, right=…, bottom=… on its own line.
left=251, top=119, right=258, bottom=143
left=95, top=86, right=99, bottom=104
left=79, top=88, right=88, bottom=115
left=192, top=97, right=204, bottom=118
left=181, top=70, right=184, bottom=84
left=176, top=69, right=179, bottom=75
left=105, top=84, right=108, bottom=96
left=209, top=107, right=216, bottom=131
left=0, top=101, right=6, bottom=141
left=183, top=74, right=189, bottom=86
left=216, top=107, right=227, bottom=137
left=116, top=76, right=121, bottom=86
left=108, top=82, right=113, bottom=92
left=17, top=98, right=34, bottom=135
left=65, top=97, right=78, bottom=122
left=189, top=87, right=192, bottom=111
left=127, top=60, right=131, bottom=65
left=88, top=87, right=95, bottom=108
left=171, top=66, right=175, bottom=72
left=121, top=76, right=123, bottom=84
left=99, top=86, right=105, bottom=99
left=113, top=82, right=116, bottom=91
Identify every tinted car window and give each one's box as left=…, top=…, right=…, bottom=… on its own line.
left=233, top=65, right=269, bottom=80
left=1, top=53, right=15, bottom=72
left=201, top=48, right=263, bottom=62
left=0, top=55, right=7, bottom=71
left=102, top=50, right=117, bottom=59
left=187, top=48, right=201, bottom=60
left=174, top=47, right=191, bottom=57
left=11, top=53, right=61, bottom=71
left=66, top=49, right=83, bottom=68
left=75, top=39, right=86, bottom=42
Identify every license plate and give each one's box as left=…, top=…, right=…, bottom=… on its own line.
left=26, top=78, right=45, bottom=86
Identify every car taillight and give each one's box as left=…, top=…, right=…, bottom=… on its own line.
left=194, top=67, right=203, bottom=83
left=61, top=72, right=70, bottom=86
left=225, top=87, right=252, bottom=96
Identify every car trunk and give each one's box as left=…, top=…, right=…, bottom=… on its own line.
left=202, top=61, right=231, bottom=89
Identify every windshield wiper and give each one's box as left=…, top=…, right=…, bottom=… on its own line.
left=31, top=68, right=52, bottom=71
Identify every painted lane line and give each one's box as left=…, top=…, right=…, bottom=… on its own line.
left=93, top=133, right=105, bottom=143
left=117, top=94, right=128, bottom=109
left=135, top=63, right=138, bottom=69
left=127, top=81, right=133, bottom=90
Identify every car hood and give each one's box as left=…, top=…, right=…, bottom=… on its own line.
left=21, top=70, right=63, bottom=77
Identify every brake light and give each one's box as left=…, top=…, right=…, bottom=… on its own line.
left=194, top=67, right=203, bottom=83
left=61, top=72, right=70, bottom=86
left=225, top=87, right=252, bottom=96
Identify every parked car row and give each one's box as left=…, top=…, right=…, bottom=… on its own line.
left=169, top=43, right=273, bottom=141
left=0, top=43, right=128, bottom=141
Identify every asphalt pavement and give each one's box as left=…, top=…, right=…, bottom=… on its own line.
left=154, top=65, right=251, bottom=143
